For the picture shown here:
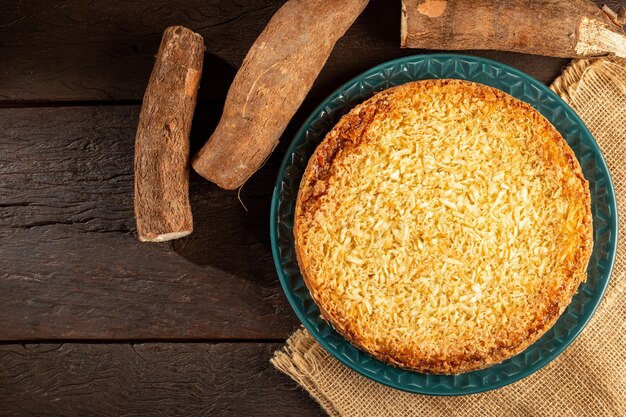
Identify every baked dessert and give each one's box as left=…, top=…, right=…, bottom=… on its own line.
left=294, top=79, right=592, bottom=374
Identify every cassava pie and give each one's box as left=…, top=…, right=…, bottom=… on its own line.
left=293, top=79, right=593, bottom=374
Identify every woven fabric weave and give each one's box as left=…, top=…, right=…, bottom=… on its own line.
left=272, top=58, right=626, bottom=417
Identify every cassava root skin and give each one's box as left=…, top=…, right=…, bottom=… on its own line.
left=192, top=0, right=370, bottom=190
left=401, top=0, right=626, bottom=58
left=134, top=26, right=204, bottom=242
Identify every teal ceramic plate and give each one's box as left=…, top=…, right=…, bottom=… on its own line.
left=270, top=54, right=617, bottom=395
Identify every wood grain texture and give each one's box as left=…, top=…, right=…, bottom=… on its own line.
left=2, top=0, right=622, bottom=103
left=0, top=104, right=302, bottom=340
left=7, top=3, right=623, bottom=414
left=0, top=343, right=324, bottom=417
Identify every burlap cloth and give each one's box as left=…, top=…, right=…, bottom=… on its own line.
left=272, top=58, right=626, bottom=417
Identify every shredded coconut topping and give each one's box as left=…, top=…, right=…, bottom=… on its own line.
left=295, top=80, right=591, bottom=372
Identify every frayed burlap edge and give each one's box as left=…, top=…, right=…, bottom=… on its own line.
left=551, top=58, right=595, bottom=103
left=272, top=328, right=342, bottom=417
left=551, top=57, right=626, bottom=105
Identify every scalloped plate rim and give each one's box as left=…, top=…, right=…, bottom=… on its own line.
left=270, top=53, right=618, bottom=395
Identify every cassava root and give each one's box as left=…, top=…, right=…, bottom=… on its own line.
left=401, top=0, right=626, bottom=58
left=134, top=26, right=204, bottom=242
left=192, top=0, right=370, bottom=190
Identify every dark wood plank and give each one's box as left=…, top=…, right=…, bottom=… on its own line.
left=3, top=0, right=622, bottom=102
left=0, top=342, right=324, bottom=417
left=0, top=104, right=304, bottom=340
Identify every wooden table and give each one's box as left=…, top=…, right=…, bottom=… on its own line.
left=0, top=1, right=622, bottom=415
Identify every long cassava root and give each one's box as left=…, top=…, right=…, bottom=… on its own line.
left=192, top=0, right=370, bottom=190
left=134, top=26, right=204, bottom=242
left=401, top=0, right=626, bottom=58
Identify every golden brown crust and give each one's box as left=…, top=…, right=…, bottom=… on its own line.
left=294, top=79, right=593, bottom=374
